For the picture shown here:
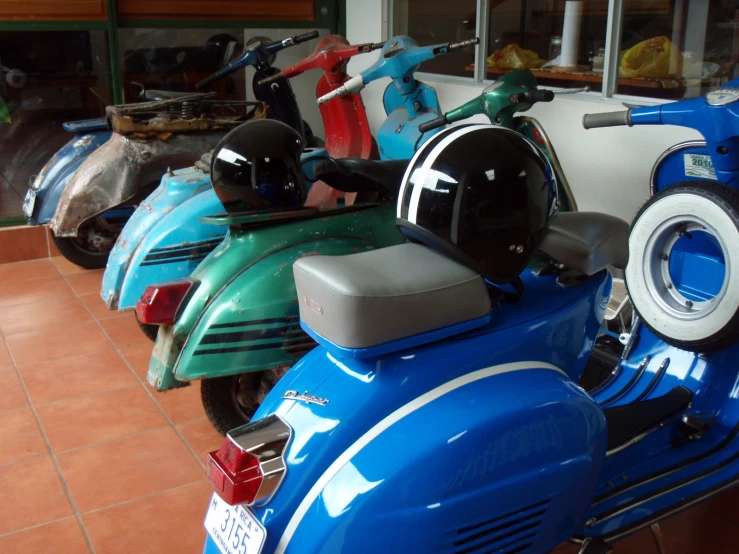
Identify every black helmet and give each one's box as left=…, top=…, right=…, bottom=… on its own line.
left=211, top=119, right=307, bottom=214
left=396, top=124, right=557, bottom=285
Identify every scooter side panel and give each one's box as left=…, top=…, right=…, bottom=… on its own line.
left=101, top=167, right=214, bottom=309
left=26, top=131, right=111, bottom=225
left=210, top=270, right=610, bottom=554
left=149, top=204, right=405, bottom=391
left=172, top=236, right=383, bottom=382
left=50, top=132, right=223, bottom=237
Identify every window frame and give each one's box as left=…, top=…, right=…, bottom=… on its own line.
left=388, top=0, right=676, bottom=106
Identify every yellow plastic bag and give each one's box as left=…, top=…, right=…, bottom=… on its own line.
left=487, top=44, right=545, bottom=70
left=619, top=36, right=681, bottom=79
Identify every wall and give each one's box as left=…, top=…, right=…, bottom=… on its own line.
left=346, top=0, right=702, bottom=223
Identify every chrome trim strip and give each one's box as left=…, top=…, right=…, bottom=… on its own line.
left=649, top=140, right=707, bottom=196
left=518, top=116, right=578, bottom=212
left=226, top=413, right=293, bottom=506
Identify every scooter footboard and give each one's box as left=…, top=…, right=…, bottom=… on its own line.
left=239, top=349, right=608, bottom=554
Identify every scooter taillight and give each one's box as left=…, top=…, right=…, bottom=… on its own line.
left=135, top=278, right=195, bottom=325
left=207, top=414, right=292, bottom=506
left=207, top=441, right=263, bottom=506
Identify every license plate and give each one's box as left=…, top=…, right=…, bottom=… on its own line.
left=22, top=189, right=36, bottom=218
left=204, top=493, right=266, bottom=554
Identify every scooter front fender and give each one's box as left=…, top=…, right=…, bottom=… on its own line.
left=101, top=167, right=215, bottom=310
left=50, top=132, right=224, bottom=237
left=27, top=131, right=112, bottom=225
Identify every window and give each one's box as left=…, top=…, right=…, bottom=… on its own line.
left=391, top=0, right=739, bottom=100
left=393, top=0, right=478, bottom=77
left=118, top=28, right=248, bottom=102
left=617, top=0, right=739, bottom=99
left=0, top=30, right=111, bottom=218
left=485, top=0, right=608, bottom=92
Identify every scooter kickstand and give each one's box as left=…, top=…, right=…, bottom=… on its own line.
left=577, top=537, right=614, bottom=554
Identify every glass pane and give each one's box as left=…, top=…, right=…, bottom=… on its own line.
left=485, top=0, right=608, bottom=92
left=393, top=0, right=478, bottom=77
left=616, top=0, right=739, bottom=99
left=0, top=30, right=111, bottom=219
left=118, top=28, right=248, bottom=102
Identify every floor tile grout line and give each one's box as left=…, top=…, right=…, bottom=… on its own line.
left=31, top=382, right=141, bottom=409
left=52, top=424, right=170, bottom=456
left=0, top=325, right=98, bottom=554
left=0, top=480, right=210, bottom=541
left=0, top=453, right=49, bottom=470
left=0, top=515, right=78, bottom=540
left=79, top=479, right=209, bottom=517
left=58, top=270, right=210, bottom=473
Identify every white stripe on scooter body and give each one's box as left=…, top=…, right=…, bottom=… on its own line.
left=274, top=360, right=565, bottom=553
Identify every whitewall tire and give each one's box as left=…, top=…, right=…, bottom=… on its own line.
left=625, top=181, right=739, bottom=352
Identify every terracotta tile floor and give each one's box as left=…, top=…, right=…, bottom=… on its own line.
left=0, top=258, right=224, bottom=553
left=0, top=256, right=738, bottom=553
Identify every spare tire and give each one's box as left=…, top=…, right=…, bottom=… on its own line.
left=625, top=181, right=739, bottom=352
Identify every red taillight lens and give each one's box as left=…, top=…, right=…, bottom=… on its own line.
left=207, top=440, right=264, bottom=505
left=135, top=279, right=194, bottom=325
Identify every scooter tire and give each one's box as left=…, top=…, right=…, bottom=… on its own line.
left=136, top=318, right=159, bottom=342
left=625, top=180, right=739, bottom=352
left=52, top=234, right=109, bottom=269
left=201, top=374, right=260, bottom=436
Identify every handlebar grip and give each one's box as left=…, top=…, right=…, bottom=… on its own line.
left=293, top=31, right=319, bottom=44
left=196, top=68, right=228, bottom=90
left=418, top=115, right=448, bottom=133
left=582, top=110, right=633, bottom=129
left=318, top=86, right=346, bottom=105
left=448, top=37, right=480, bottom=51
left=257, top=73, right=283, bottom=87
left=526, top=90, right=554, bottom=103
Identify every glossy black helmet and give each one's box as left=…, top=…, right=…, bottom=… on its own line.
left=211, top=119, right=306, bottom=214
left=396, top=124, right=557, bottom=285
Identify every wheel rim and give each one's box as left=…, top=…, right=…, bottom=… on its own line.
left=231, top=374, right=259, bottom=421
left=71, top=219, right=121, bottom=255
left=643, top=214, right=730, bottom=322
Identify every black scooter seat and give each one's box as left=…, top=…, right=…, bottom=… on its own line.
left=603, top=386, right=692, bottom=451
left=314, top=158, right=409, bottom=196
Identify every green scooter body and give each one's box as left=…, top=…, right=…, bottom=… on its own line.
left=148, top=203, right=403, bottom=391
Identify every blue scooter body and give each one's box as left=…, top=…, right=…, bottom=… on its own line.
left=102, top=148, right=328, bottom=311
left=23, top=121, right=110, bottom=225
left=202, top=81, right=739, bottom=553
left=203, top=268, right=611, bottom=554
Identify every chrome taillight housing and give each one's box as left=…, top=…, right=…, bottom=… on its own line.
left=206, top=414, right=292, bottom=506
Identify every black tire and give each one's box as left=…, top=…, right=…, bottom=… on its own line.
left=52, top=234, right=109, bottom=269
left=201, top=374, right=261, bottom=436
left=625, top=181, right=739, bottom=352
left=136, top=317, right=159, bottom=342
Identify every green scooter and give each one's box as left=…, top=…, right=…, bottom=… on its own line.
left=145, top=70, right=580, bottom=434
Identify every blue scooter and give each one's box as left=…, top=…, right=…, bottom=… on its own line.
left=101, top=32, right=321, bottom=320
left=201, top=82, right=739, bottom=553
left=102, top=35, right=478, bottom=331
left=318, top=35, right=479, bottom=159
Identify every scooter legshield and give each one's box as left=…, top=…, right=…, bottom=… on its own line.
left=202, top=270, right=610, bottom=554
left=148, top=204, right=405, bottom=392
left=101, top=166, right=214, bottom=310
left=26, top=131, right=112, bottom=226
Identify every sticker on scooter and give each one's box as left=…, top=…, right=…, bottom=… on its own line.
left=304, top=296, right=323, bottom=315
left=281, top=390, right=329, bottom=406
left=684, top=153, right=717, bottom=180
